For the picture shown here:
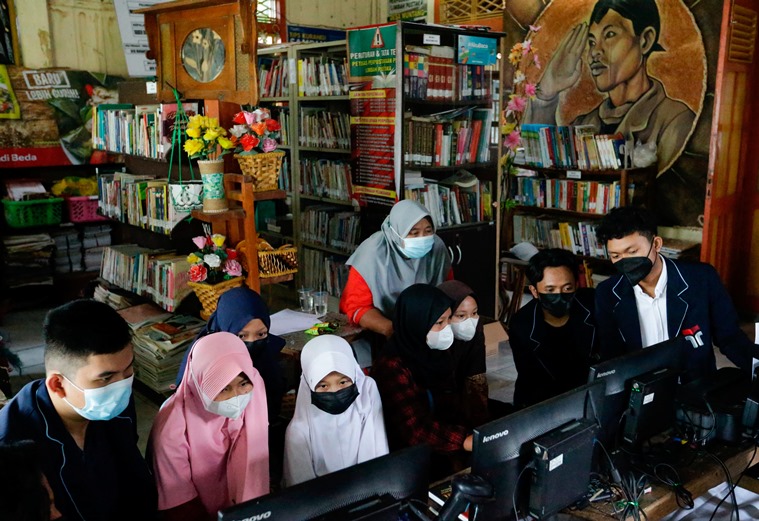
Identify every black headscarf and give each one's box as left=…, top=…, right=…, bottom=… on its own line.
left=385, top=284, right=455, bottom=391
left=437, top=280, right=487, bottom=384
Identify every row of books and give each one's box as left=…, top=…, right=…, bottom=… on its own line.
left=91, top=102, right=199, bottom=160
left=278, top=157, right=292, bottom=192
left=405, top=170, right=493, bottom=228
left=258, top=55, right=291, bottom=98
left=2, top=233, right=54, bottom=290
left=300, top=206, right=361, bottom=253
left=510, top=176, right=634, bottom=215
left=301, top=249, right=350, bottom=299
left=519, top=124, right=630, bottom=171
left=117, top=302, right=205, bottom=393
left=297, top=56, right=350, bottom=97
left=403, top=108, right=495, bottom=167
left=277, top=108, right=291, bottom=146
left=403, top=45, right=497, bottom=101
left=299, top=109, right=350, bottom=149
left=100, top=244, right=191, bottom=312
left=512, top=214, right=607, bottom=259
left=300, top=158, right=353, bottom=202
left=97, top=172, right=188, bottom=235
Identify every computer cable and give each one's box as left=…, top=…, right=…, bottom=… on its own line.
left=702, top=450, right=739, bottom=521
left=652, top=463, right=694, bottom=510
left=705, top=441, right=758, bottom=521
left=511, top=461, right=535, bottom=521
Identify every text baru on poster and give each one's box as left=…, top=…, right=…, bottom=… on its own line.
left=347, top=23, right=398, bottom=209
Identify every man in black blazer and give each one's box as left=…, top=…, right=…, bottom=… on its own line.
left=595, top=207, right=757, bottom=381
left=509, top=249, right=597, bottom=408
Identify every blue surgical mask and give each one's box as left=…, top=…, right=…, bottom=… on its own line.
left=401, top=235, right=435, bottom=259
left=62, top=374, right=133, bottom=421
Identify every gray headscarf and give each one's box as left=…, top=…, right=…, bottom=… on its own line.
left=346, top=200, right=451, bottom=317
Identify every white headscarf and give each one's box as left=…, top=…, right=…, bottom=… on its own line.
left=345, top=200, right=451, bottom=316
left=283, top=335, right=388, bottom=486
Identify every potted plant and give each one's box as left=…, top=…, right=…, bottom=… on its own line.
left=228, top=108, right=285, bottom=191
left=184, top=115, right=236, bottom=213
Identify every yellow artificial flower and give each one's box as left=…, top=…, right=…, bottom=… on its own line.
left=204, top=127, right=224, bottom=142
left=211, top=234, right=226, bottom=247
left=206, top=117, right=220, bottom=129
left=187, top=253, right=200, bottom=264
left=187, top=114, right=206, bottom=130
left=183, top=139, right=205, bottom=156
left=186, top=126, right=202, bottom=139
left=218, top=136, right=235, bottom=150
left=502, top=122, right=517, bottom=136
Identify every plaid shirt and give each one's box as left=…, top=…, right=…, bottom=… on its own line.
left=371, top=356, right=469, bottom=453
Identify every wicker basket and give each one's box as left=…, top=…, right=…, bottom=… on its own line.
left=187, top=276, right=244, bottom=320
left=258, top=245, right=298, bottom=278
left=234, top=151, right=285, bottom=191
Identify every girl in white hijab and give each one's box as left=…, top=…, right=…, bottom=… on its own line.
left=283, top=335, right=388, bottom=486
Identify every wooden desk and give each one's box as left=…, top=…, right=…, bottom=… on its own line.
left=572, top=442, right=759, bottom=520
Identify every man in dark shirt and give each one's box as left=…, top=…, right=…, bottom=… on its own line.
left=509, top=249, right=597, bottom=408
left=0, top=299, right=157, bottom=521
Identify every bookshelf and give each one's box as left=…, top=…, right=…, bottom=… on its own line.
left=351, top=22, right=504, bottom=317
left=507, top=164, right=657, bottom=260
left=257, top=40, right=357, bottom=299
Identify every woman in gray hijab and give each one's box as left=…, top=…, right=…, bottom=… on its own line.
left=339, top=200, right=452, bottom=338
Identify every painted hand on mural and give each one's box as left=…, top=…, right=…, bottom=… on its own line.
left=537, top=22, right=588, bottom=100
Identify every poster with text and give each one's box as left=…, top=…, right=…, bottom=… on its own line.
left=0, top=67, right=123, bottom=168
left=388, top=0, right=426, bottom=22
left=347, top=23, right=398, bottom=209
left=113, top=0, right=166, bottom=77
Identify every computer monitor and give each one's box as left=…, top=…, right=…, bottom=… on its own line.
left=469, top=381, right=606, bottom=521
left=588, top=337, right=687, bottom=447
left=218, top=444, right=431, bottom=521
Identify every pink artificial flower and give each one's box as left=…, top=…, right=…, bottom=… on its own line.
left=505, top=130, right=522, bottom=151
left=189, top=264, right=208, bottom=282
left=533, top=54, right=541, bottom=69
left=224, top=259, right=243, bottom=277
left=522, top=40, right=532, bottom=56
left=506, top=95, right=527, bottom=114
left=524, top=82, right=537, bottom=98
left=529, top=25, right=542, bottom=33
left=261, top=138, right=278, bottom=153
left=192, top=236, right=206, bottom=250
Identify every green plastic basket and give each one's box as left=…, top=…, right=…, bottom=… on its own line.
left=2, top=198, right=64, bottom=228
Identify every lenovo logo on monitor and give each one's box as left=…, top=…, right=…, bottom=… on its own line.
left=597, top=369, right=616, bottom=378
left=482, top=428, right=509, bottom=443
left=240, top=512, right=271, bottom=521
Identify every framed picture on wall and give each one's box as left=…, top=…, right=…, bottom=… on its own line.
left=0, top=0, right=18, bottom=65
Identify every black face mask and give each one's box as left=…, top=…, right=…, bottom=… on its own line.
left=243, top=338, right=268, bottom=358
left=310, top=384, right=360, bottom=415
left=614, top=241, right=655, bottom=286
left=538, top=292, right=575, bottom=318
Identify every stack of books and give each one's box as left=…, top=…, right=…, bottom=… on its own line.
left=117, top=303, right=206, bottom=393
left=2, top=234, right=55, bottom=290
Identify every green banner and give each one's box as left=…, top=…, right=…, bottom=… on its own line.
left=347, top=24, right=397, bottom=80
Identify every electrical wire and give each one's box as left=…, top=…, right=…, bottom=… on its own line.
left=702, top=450, right=739, bottom=521
left=512, top=463, right=534, bottom=521
left=705, top=441, right=758, bottom=521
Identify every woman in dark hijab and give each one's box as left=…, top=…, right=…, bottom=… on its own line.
left=176, top=286, right=286, bottom=421
left=371, top=284, right=473, bottom=478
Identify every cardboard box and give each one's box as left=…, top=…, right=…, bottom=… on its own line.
left=484, top=320, right=508, bottom=357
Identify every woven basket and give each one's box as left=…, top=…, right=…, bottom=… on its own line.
left=187, top=276, right=244, bottom=320
left=234, top=151, right=285, bottom=191
left=258, top=245, right=298, bottom=278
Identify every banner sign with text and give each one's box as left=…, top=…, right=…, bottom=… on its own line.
left=347, top=24, right=398, bottom=209
left=287, top=24, right=346, bottom=43
left=388, top=0, right=427, bottom=22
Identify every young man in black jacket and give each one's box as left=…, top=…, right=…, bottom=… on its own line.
left=509, top=248, right=597, bottom=408
left=595, top=206, right=758, bottom=381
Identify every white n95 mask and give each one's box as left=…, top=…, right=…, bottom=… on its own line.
left=427, top=324, right=454, bottom=351
left=451, top=317, right=479, bottom=341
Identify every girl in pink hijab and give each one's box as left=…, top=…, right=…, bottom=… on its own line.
left=150, top=332, right=269, bottom=521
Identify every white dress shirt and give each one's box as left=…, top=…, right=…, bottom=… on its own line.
left=633, top=255, right=669, bottom=347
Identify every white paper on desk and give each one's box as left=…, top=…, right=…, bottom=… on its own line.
left=661, top=483, right=759, bottom=520
left=269, top=309, right=321, bottom=336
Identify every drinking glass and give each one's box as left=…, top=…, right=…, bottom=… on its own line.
left=298, top=287, right=314, bottom=313
left=313, top=291, right=328, bottom=317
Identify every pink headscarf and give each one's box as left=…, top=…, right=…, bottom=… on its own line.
left=150, top=332, right=269, bottom=515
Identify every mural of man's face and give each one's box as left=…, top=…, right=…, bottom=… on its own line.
left=587, top=9, right=652, bottom=93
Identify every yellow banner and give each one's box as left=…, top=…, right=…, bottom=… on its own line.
left=349, top=90, right=387, bottom=99
left=354, top=185, right=397, bottom=199
left=350, top=116, right=395, bottom=125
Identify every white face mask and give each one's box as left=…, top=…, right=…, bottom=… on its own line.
left=426, top=324, right=454, bottom=351
left=205, top=392, right=252, bottom=420
left=451, top=317, right=479, bottom=341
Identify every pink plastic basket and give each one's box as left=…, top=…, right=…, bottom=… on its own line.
left=66, top=195, right=107, bottom=223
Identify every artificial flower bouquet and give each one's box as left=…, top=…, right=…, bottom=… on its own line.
left=183, top=115, right=236, bottom=160
left=228, top=108, right=281, bottom=156
left=187, top=230, right=244, bottom=284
